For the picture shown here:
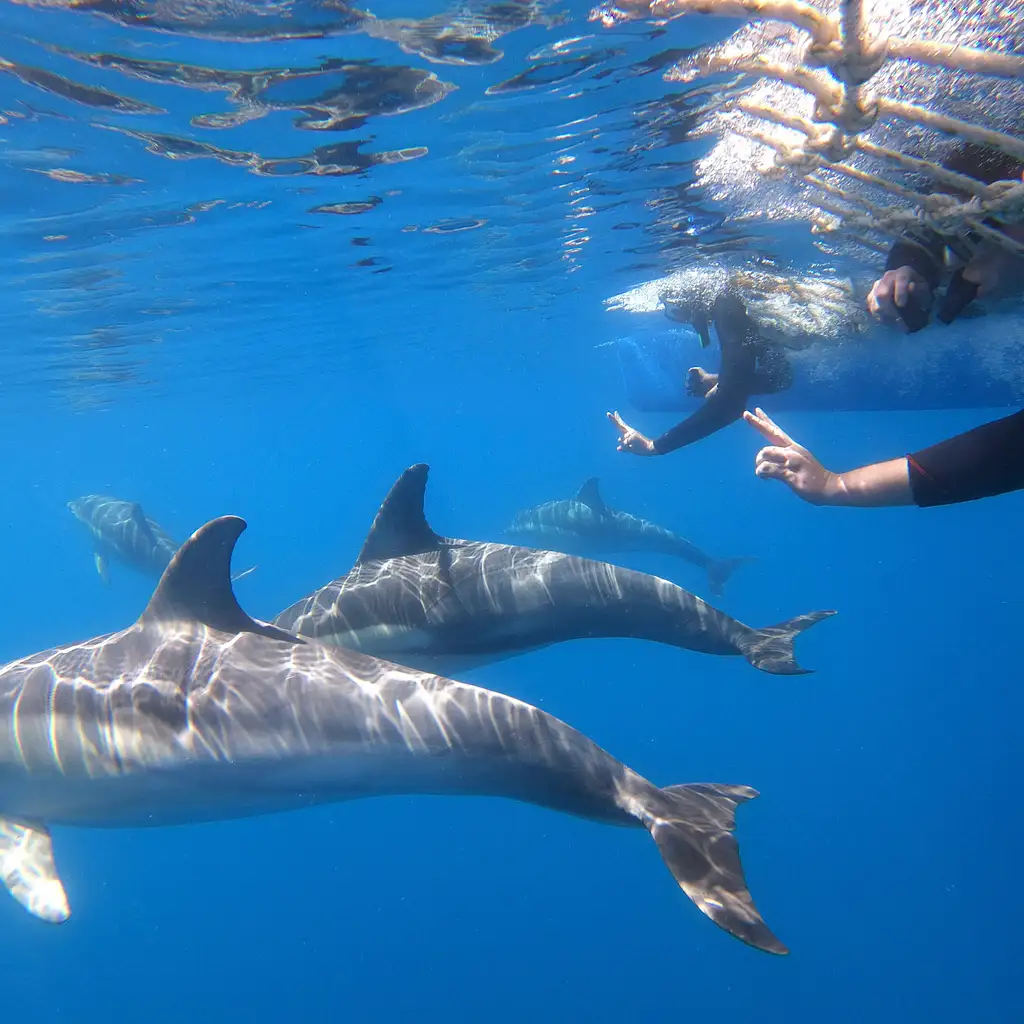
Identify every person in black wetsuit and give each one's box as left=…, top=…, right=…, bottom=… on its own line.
left=607, top=292, right=794, bottom=456
left=744, top=405, right=1024, bottom=507
left=867, top=142, right=1024, bottom=331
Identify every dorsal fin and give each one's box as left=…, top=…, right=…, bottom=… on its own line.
left=140, top=516, right=301, bottom=642
left=127, top=502, right=158, bottom=546
left=356, top=464, right=444, bottom=564
left=574, top=477, right=606, bottom=513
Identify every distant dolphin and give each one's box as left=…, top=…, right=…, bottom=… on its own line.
left=505, top=477, right=754, bottom=596
left=0, top=515, right=786, bottom=954
left=67, top=494, right=255, bottom=584
left=274, top=465, right=834, bottom=676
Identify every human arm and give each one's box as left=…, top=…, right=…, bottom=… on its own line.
left=606, top=291, right=766, bottom=458
left=606, top=385, right=750, bottom=458
left=743, top=408, right=912, bottom=506
left=744, top=407, right=1024, bottom=508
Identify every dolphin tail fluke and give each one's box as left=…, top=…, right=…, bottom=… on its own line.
left=706, top=556, right=756, bottom=597
left=741, top=609, right=837, bottom=675
left=641, top=781, right=787, bottom=954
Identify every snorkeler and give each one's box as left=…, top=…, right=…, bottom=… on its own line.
left=867, top=142, right=1024, bottom=332
left=744, top=406, right=1024, bottom=508
left=608, top=292, right=793, bottom=456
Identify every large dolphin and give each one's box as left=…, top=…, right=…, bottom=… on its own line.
left=67, top=493, right=255, bottom=584
left=505, top=477, right=754, bottom=596
left=0, top=516, right=786, bottom=954
left=274, top=465, right=834, bottom=676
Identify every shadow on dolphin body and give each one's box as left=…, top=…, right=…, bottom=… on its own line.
left=274, top=465, right=836, bottom=676
left=0, top=516, right=787, bottom=954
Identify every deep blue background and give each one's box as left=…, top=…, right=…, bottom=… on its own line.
left=0, top=0, right=1021, bottom=1018
left=1, top=357, right=1020, bottom=1021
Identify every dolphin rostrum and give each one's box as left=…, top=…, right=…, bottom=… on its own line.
left=274, top=465, right=834, bottom=676
left=0, top=516, right=786, bottom=954
left=505, top=477, right=754, bottom=596
left=67, top=493, right=255, bottom=584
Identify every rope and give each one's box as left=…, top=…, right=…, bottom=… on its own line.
left=640, top=0, right=1024, bottom=256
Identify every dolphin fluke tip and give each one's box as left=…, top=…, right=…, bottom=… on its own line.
left=707, top=555, right=757, bottom=597
left=644, top=781, right=787, bottom=954
left=741, top=609, right=837, bottom=675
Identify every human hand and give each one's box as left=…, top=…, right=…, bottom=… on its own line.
left=686, top=367, right=719, bottom=400
left=867, top=265, right=931, bottom=323
left=743, top=407, right=839, bottom=505
left=606, top=410, right=657, bottom=456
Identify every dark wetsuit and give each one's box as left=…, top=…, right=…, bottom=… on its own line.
left=885, top=142, right=1024, bottom=330
left=652, top=293, right=793, bottom=455
left=907, top=408, right=1024, bottom=506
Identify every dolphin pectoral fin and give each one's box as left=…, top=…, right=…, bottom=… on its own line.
left=0, top=819, right=70, bottom=923
left=706, top=556, right=757, bottom=597
left=641, top=782, right=786, bottom=955
left=94, top=553, right=110, bottom=585
left=740, top=609, right=837, bottom=675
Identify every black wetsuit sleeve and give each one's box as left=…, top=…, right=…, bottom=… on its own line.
left=651, top=294, right=757, bottom=455
left=651, top=387, right=748, bottom=454
left=885, top=230, right=946, bottom=291
left=907, top=408, right=1024, bottom=507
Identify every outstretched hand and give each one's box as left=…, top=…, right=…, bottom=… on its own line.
left=606, top=410, right=657, bottom=456
left=743, top=407, right=838, bottom=505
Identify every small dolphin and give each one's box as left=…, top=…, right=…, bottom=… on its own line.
left=505, top=477, right=754, bottom=596
left=274, top=465, right=834, bottom=676
left=0, top=515, right=786, bottom=954
left=67, top=494, right=255, bottom=584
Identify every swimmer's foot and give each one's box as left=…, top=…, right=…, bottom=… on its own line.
left=687, top=367, right=719, bottom=399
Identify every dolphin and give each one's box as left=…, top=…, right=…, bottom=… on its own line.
left=505, top=477, right=754, bottom=596
left=0, top=515, right=786, bottom=954
left=273, top=465, right=834, bottom=676
left=67, top=493, right=255, bottom=585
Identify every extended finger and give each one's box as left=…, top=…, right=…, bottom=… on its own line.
left=755, top=408, right=797, bottom=446
left=607, top=410, right=627, bottom=432
left=744, top=407, right=794, bottom=447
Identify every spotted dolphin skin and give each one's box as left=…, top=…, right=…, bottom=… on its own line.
left=0, top=516, right=785, bottom=954
left=67, top=493, right=255, bottom=585
left=505, top=477, right=754, bottom=596
left=274, top=465, right=834, bottom=676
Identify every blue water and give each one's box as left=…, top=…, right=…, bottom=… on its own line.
left=0, top=0, right=1022, bottom=1019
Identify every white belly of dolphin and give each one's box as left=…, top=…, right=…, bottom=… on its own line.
left=316, top=623, right=551, bottom=672
left=0, top=748, right=506, bottom=829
